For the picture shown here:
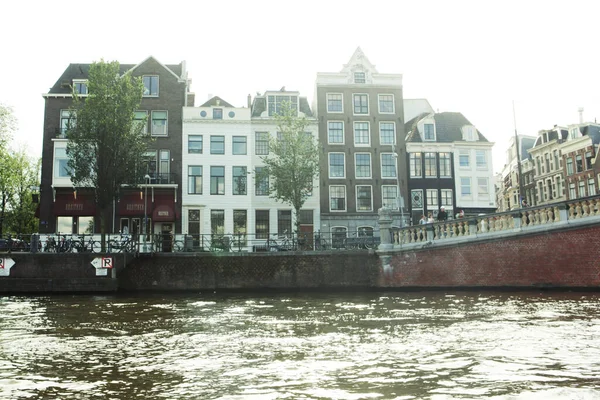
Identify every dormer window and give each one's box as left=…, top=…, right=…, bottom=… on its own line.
left=570, top=127, right=579, bottom=139
left=267, top=95, right=298, bottom=116
left=73, top=80, right=88, bottom=95
left=462, top=125, right=477, bottom=141
left=213, top=108, right=223, bottom=120
left=424, top=123, right=435, bottom=141
left=354, top=72, right=366, bottom=83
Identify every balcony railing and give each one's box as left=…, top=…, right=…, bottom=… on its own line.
left=140, top=173, right=177, bottom=185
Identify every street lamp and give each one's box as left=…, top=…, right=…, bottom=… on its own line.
left=143, top=174, right=150, bottom=252
left=391, top=143, right=405, bottom=227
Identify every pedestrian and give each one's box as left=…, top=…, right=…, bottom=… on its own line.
left=438, top=207, right=448, bottom=222
left=419, top=214, right=427, bottom=225
left=427, top=213, right=434, bottom=224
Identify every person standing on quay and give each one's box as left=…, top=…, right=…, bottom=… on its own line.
left=438, top=207, right=448, bottom=222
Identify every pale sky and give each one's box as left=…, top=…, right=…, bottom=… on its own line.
left=3, top=0, right=600, bottom=175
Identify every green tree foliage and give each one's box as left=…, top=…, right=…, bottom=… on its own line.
left=259, top=102, right=319, bottom=234
left=6, top=149, right=39, bottom=235
left=66, top=60, right=148, bottom=249
left=0, top=103, right=17, bottom=236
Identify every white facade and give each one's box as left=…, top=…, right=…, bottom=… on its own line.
left=454, top=141, right=497, bottom=212
left=182, top=97, right=320, bottom=250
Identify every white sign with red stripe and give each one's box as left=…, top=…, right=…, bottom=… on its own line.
left=0, top=258, right=15, bottom=276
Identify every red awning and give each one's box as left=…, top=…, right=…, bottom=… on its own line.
left=53, top=193, right=96, bottom=216
left=152, top=204, right=175, bottom=222
left=119, top=192, right=152, bottom=216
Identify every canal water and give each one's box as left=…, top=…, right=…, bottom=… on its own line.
left=1, top=291, right=599, bottom=399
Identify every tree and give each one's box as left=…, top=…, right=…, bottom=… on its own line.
left=66, top=60, right=149, bottom=250
left=6, top=148, right=39, bottom=235
left=259, top=102, right=319, bottom=235
left=0, top=103, right=17, bottom=236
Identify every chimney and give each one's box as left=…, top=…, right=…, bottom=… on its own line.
left=578, top=107, right=584, bottom=124
left=247, top=94, right=252, bottom=108
left=187, top=92, right=195, bottom=107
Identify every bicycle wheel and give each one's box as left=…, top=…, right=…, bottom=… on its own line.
left=266, top=238, right=279, bottom=252
left=173, top=241, right=184, bottom=252
left=90, top=241, right=101, bottom=253
left=363, top=237, right=375, bottom=250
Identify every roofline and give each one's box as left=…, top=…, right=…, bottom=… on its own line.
left=125, top=55, right=184, bottom=82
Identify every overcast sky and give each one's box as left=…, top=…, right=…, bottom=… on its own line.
left=3, top=0, right=600, bottom=174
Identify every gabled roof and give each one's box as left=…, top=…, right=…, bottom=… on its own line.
left=46, top=56, right=184, bottom=94
left=200, top=96, right=234, bottom=108
left=405, top=112, right=489, bottom=143
left=341, top=47, right=378, bottom=74
left=532, top=128, right=568, bottom=147
left=250, top=92, right=313, bottom=118
left=579, top=124, right=600, bottom=144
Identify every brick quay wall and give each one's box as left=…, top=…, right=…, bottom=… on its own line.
left=1, top=222, right=599, bottom=293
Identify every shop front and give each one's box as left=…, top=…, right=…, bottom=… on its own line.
left=53, top=191, right=96, bottom=234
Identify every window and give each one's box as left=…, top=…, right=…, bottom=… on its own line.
left=159, top=150, right=170, bottom=182
left=586, top=151, right=593, bottom=170
left=426, top=189, right=438, bottom=209
left=354, top=72, right=366, bottom=83
left=329, top=153, right=345, bottom=178
left=554, top=150, right=560, bottom=170
left=210, top=166, right=225, bottom=195
left=143, top=151, right=157, bottom=178
left=133, top=111, right=147, bottom=134
left=588, top=178, right=596, bottom=196
left=537, top=157, right=542, bottom=174
left=567, top=157, right=574, bottom=175
left=353, top=94, right=368, bottom=114
left=569, top=183, right=576, bottom=199
left=356, top=186, right=373, bottom=211
left=60, top=109, right=75, bottom=136
left=328, top=121, right=344, bottom=144
left=476, top=150, right=487, bottom=168
left=255, top=166, right=269, bottom=196
left=545, top=153, right=550, bottom=173
left=188, top=135, right=203, bottom=154
left=411, top=189, right=423, bottom=208
left=327, top=93, right=343, bottom=113
left=424, top=123, right=435, bottom=141
left=381, top=153, right=396, bottom=178
left=233, top=210, right=247, bottom=245
left=459, top=150, right=470, bottom=167
left=570, top=127, right=579, bottom=139
left=379, top=122, right=395, bottom=145
left=143, top=75, right=159, bottom=96
left=188, top=166, right=202, bottom=194
left=578, top=180, right=586, bottom=198
left=268, top=95, right=298, bottom=116
left=232, top=136, right=247, bottom=155
left=278, top=210, right=292, bottom=235
left=213, top=108, right=223, bottom=120
left=478, top=177, right=489, bottom=196
left=78, top=216, right=94, bottom=234
left=255, top=132, right=269, bottom=155
left=424, top=152, right=437, bottom=178
left=232, top=166, right=247, bottom=195
left=299, top=209, right=313, bottom=226
left=57, top=216, right=73, bottom=234
left=255, top=210, right=269, bottom=239
left=151, top=111, right=167, bottom=136
left=378, top=94, right=394, bottom=113
left=576, top=154, right=583, bottom=173
left=354, top=121, right=370, bottom=145
left=439, top=152, right=451, bottom=177
left=355, top=153, right=371, bottom=178
left=54, top=147, right=70, bottom=178
left=409, top=153, right=422, bottom=178
left=461, top=177, right=471, bottom=196
left=210, top=136, right=225, bottom=154
left=210, top=209, right=225, bottom=235
left=73, top=80, right=88, bottom=95
left=382, top=186, right=398, bottom=209
left=463, top=126, right=477, bottom=141
left=441, top=189, right=453, bottom=207
left=330, top=186, right=346, bottom=211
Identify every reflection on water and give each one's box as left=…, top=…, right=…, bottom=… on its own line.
left=1, top=291, right=600, bottom=399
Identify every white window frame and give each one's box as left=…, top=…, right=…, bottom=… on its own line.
left=379, top=121, right=396, bottom=145
left=356, top=185, right=373, bottom=212
left=353, top=93, right=369, bottom=115
left=441, top=189, right=453, bottom=207
left=382, top=185, right=398, bottom=209
left=326, top=93, right=344, bottom=113
left=133, top=110, right=148, bottom=134
left=327, top=121, right=345, bottom=145
left=329, top=185, right=347, bottom=212
left=378, top=94, right=395, bottom=114
left=54, top=147, right=70, bottom=178
left=426, top=189, right=438, bottom=209
left=354, top=72, right=366, bottom=83
left=381, top=153, right=397, bottom=178
left=354, top=153, right=372, bottom=179
left=478, top=177, right=489, bottom=196
left=151, top=110, right=168, bottom=136
left=143, top=75, right=159, bottom=97
left=459, top=150, right=470, bottom=168
left=423, top=123, right=435, bottom=141
left=353, top=121, right=370, bottom=146
left=476, top=150, right=487, bottom=169
left=73, top=79, right=88, bottom=95
left=328, top=152, right=346, bottom=179
left=461, top=177, right=472, bottom=196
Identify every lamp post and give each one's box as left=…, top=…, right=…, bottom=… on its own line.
left=392, top=143, right=405, bottom=227
left=143, top=174, right=150, bottom=252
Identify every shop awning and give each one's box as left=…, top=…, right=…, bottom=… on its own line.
left=153, top=204, right=175, bottom=222
left=119, top=192, right=152, bottom=216
left=53, top=192, right=96, bottom=216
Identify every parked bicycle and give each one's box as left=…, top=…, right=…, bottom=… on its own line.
left=108, top=233, right=136, bottom=253
left=209, top=234, right=232, bottom=252
left=314, top=231, right=329, bottom=251
left=57, top=234, right=74, bottom=253
left=72, top=235, right=100, bottom=253
left=344, top=231, right=377, bottom=250
left=266, top=230, right=295, bottom=252
left=44, top=236, right=57, bottom=252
